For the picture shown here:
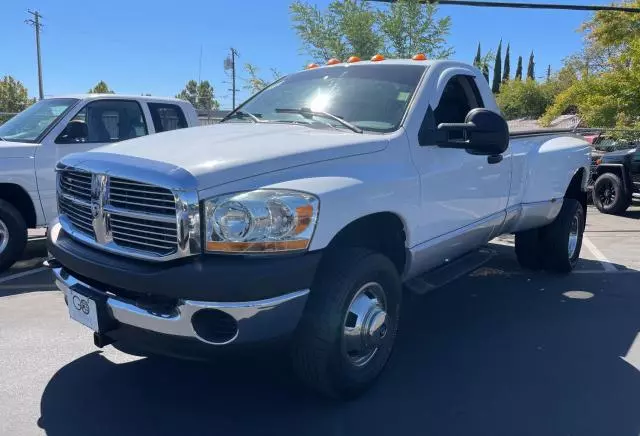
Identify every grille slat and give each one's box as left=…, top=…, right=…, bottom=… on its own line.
left=57, top=169, right=180, bottom=257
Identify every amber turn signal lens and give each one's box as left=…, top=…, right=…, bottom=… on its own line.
left=306, top=63, right=319, bottom=69
left=347, top=56, right=361, bottom=63
left=206, top=239, right=310, bottom=253
left=327, top=58, right=340, bottom=65
left=412, top=53, right=427, bottom=61
left=371, top=54, right=385, bottom=62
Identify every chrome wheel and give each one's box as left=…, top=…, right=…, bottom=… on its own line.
left=0, top=219, right=9, bottom=254
left=342, top=282, right=388, bottom=367
left=568, top=213, right=580, bottom=259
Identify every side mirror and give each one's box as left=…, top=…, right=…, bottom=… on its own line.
left=436, top=108, right=509, bottom=155
left=56, top=120, right=88, bottom=144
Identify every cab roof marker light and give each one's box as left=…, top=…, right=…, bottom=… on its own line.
left=347, top=56, right=361, bottom=63
left=371, top=54, right=385, bottom=62
left=327, top=58, right=341, bottom=65
left=412, top=53, right=427, bottom=61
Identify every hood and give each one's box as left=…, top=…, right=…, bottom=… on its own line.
left=602, top=147, right=636, bottom=161
left=91, top=123, right=388, bottom=189
left=0, top=140, right=38, bottom=158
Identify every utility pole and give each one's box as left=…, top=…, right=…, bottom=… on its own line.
left=224, top=48, right=239, bottom=110
left=26, top=10, right=44, bottom=100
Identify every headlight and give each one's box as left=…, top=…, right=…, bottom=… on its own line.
left=204, top=190, right=319, bottom=253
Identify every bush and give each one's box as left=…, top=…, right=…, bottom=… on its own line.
left=496, top=79, right=554, bottom=120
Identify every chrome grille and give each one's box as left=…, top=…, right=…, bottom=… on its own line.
left=57, top=169, right=180, bottom=257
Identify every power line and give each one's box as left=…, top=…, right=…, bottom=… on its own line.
left=25, top=10, right=44, bottom=100
left=375, top=0, right=640, bottom=13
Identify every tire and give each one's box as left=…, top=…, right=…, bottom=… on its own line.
left=291, top=248, right=401, bottom=399
left=515, top=229, right=543, bottom=270
left=593, top=173, right=631, bottom=215
left=540, top=199, right=584, bottom=273
left=0, top=200, right=28, bottom=273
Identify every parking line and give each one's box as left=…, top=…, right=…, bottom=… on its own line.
left=0, top=267, right=48, bottom=284
left=582, top=236, right=618, bottom=272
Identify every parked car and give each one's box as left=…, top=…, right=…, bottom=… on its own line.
left=592, top=146, right=640, bottom=214
left=46, top=58, right=590, bottom=398
left=0, top=94, right=197, bottom=272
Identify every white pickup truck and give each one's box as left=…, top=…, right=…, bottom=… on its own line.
left=0, top=95, right=197, bottom=271
left=46, top=58, right=590, bottom=398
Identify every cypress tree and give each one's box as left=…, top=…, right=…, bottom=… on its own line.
left=482, top=64, right=490, bottom=83
left=474, top=43, right=481, bottom=68
left=502, top=43, right=511, bottom=82
left=527, top=51, right=535, bottom=80
left=547, top=64, right=551, bottom=81
left=492, top=40, right=502, bottom=93
left=515, top=56, right=523, bottom=80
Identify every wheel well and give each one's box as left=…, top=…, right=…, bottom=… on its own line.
left=596, top=165, right=631, bottom=192
left=324, top=212, right=407, bottom=274
left=565, top=168, right=587, bottom=213
left=0, top=184, right=37, bottom=228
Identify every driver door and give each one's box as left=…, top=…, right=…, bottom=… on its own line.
left=35, top=99, right=149, bottom=224
left=408, top=73, right=511, bottom=269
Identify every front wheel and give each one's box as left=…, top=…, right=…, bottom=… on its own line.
left=291, top=248, right=401, bottom=399
left=593, top=172, right=630, bottom=215
left=0, top=200, right=28, bottom=273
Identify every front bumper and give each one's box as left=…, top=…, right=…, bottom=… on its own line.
left=53, top=266, right=309, bottom=347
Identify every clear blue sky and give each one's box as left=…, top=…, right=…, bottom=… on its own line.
left=1, top=0, right=612, bottom=109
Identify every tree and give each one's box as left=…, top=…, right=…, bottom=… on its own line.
left=377, top=0, right=453, bottom=59
left=542, top=0, right=640, bottom=129
left=473, top=43, right=481, bottom=68
left=496, top=79, right=554, bottom=119
left=244, top=63, right=283, bottom=95
left=492, top=40, right=502, bottom=93
left=547, top=65, right=551, bottom=81
left=527, top=51, right=535, bottom=80
left=502, top=43, right=511, bottom=83
left=176, top=80, right=219, bottom=111
left=289, top=0, right=453, bottom=62
left=515, top=56, right=523, bottom=80
left=88, top=81, right=114, bottom=94
left=0, top=76, right=34, bottom=113
left=482, top=64, right=490, bottom=83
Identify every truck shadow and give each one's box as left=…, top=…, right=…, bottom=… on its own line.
left=38, top=264, right=640, bottom=436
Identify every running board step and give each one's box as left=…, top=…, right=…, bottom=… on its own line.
left=404, top=247, right=496, bottom=295
left=633, top=193, right=640, bottom=199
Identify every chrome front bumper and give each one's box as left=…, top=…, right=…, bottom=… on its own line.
left=52, top=267, right=309, bottom=346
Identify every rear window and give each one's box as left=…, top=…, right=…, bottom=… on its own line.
left=148, top=103, right=188, bottom=133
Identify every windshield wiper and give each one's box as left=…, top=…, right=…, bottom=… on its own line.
left=220, top=110, right=262, bottom=123
left=275, top=107, right=363, bottom=134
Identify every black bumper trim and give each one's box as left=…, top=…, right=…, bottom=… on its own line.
left=48, top=225, right=322, bottom=302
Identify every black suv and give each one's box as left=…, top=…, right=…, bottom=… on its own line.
left=592, top=146, right=640, bottom=214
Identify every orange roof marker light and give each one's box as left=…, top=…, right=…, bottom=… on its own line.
left=327, top=58, right=341, bottom=65
left=371, top=54, right=385, bottom=62
left=306, top=63, right=319, bottom=69
left=347, top=56, right=361, bottom=63
left=412, top=53, right=427, bottom=61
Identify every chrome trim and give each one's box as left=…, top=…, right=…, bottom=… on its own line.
left=56, top=153, right=201, bottom=262
left=53, top=267, right=309, bottom=345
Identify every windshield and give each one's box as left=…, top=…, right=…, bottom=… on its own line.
left=225, top=64, right=427, bottom=133
left=0, top=98, right=79, bottom=143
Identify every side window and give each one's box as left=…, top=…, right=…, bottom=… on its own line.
left=434, top=75, right=484, bottom=126
left=56, top=100, right=148, bottom=144
left=148, top=103, right=188, bottom=133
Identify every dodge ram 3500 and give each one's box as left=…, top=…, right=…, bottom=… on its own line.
left=47, top=58, right=591, bottom=398
left=0, top=94, right=197, bottom=272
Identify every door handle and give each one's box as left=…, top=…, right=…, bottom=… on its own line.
left=487, top=154, right=503, bottom=164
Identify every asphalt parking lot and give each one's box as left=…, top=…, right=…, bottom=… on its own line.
left=1, top=205, right=639, bottom=436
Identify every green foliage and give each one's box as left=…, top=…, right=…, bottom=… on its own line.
left=88, top=81, right=114, bottom=94
left=289, top=0, right=452, bottom=62
left=515, top=56, right=523, bottom=81
left=473, top=43, right=481, bottom=68
left=527, top=51, right=535, bottom=80
left=492, top=40, right=502, bottom=93
left=472, top=42, right=494, bottom=84
left=176, top=80, right=219, bottom=111
left=244, top=63, right=283, bottom=95
left=542, top=0, right=640, bottom=129
left=0, top=76, right=34, bottom=113
left=502, top=44, right=511, bottom=83
left=496, top=79, right=554, bottom=119
left=377, top=0, right=453, bottom=59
